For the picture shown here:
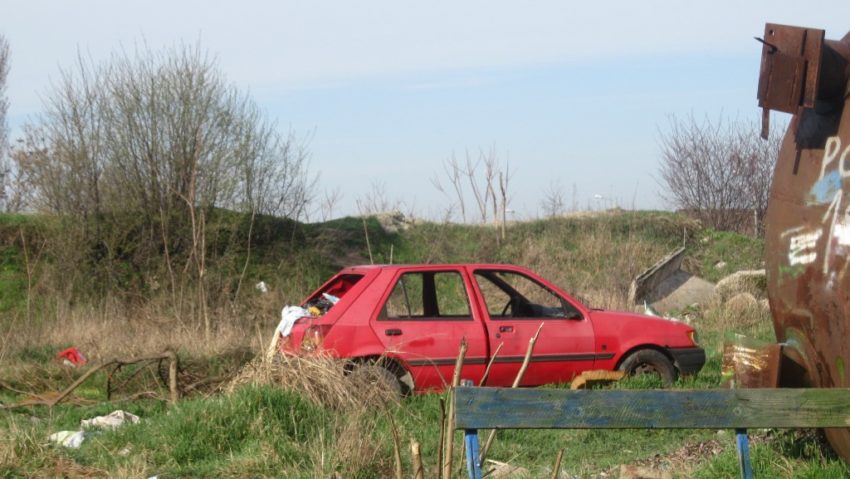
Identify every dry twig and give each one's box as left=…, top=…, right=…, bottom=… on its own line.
left=1, top=351, right=180, bottom=409
left=442, top=336, right=468, bottom=479
left=479, top=323, right=543, bottom=463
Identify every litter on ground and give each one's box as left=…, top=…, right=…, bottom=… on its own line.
left=48, top=430, right=86, bottom=448
left=81, top=410, right=140, bottom=430
left=48, top=410, right=140, bottom=449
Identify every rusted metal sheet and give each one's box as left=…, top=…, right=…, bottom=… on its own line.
left=721, top=341, right=781, bottom=389
left=757, top=24, right=824, bottom=115
left=761, top=24, right=850, bottom=460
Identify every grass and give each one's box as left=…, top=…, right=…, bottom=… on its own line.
left=0, top=211, right=846, bottom=477
left=687, top=228, right=765, bottom=283
left=3, top=308, right=847, bottom=478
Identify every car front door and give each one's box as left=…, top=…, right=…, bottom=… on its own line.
left=471, top=268, right=596, bottom=387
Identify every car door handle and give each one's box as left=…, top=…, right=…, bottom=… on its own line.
left=385, top=329, right=403, bottom=336
left=499, top=326, right=514, bottom=333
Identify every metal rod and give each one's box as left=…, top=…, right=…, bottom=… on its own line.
left=735, top=428, right=753, bottom=479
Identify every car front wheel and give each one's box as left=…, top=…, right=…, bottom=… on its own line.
left=617, top=349, right=677, bottom=386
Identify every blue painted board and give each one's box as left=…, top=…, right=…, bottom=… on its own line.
left=454, top=387, right=850, bottom=430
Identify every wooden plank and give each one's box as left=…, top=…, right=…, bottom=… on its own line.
left=453, top=387, right=850, bottom=430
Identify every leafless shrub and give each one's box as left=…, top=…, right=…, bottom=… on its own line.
left=431, top=147, right=512, bottom=235
left=355, top=180, right=405, bottom=216
left=658, top=115, right=783, bottom=235
left=15, top=43, right=313, bottom=322
left=541, top=180, right=567, bottom=218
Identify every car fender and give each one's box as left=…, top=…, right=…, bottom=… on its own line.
left=611, top=343, right=675, bottom=369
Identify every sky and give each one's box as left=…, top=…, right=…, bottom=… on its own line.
left=4, top=1, right=850, bottom=220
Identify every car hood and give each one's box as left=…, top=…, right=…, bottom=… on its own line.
left=589, top=309, right=692, bottom=331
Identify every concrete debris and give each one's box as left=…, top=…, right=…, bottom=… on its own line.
left=484, top=459, right=529, bottom=478
left=725, top=292, right=760, bottom=313
left=629, top=247, right=716, bottom=313
left=649, top=271, right=716, bottom=313
left=714, top=269, right=766, bottom=301
left=619, top=465, right=672, bottom=479
left=374, top=210, right=413, bottom=233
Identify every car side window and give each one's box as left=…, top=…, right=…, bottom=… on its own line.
left=380, top=271, right=471, bottom=321
left=473, top=270, right=582, bottom=319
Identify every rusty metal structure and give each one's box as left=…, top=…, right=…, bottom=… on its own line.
left=758, top=23, right=850, bottom=459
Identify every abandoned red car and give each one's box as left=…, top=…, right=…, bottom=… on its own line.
left=277, top=264, right=705, bottom=394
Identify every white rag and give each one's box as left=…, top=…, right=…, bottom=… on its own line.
left=49, top=410, right=141, bottom=449
left=48, top=430, right=86, bottom=448
left=277, top=306, right=310, bottom=337
left=81, top=410, right=140, bottom=430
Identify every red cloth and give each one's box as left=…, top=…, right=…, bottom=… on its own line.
left=57, top=347, right=87, bottom=366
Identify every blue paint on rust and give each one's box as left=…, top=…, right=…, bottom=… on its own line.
left=809, top=170, right=842, bottom=204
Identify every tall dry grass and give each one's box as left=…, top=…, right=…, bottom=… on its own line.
left=0, top=296, right=283, bottom=362
left=507, top=215, right=683, bottom=311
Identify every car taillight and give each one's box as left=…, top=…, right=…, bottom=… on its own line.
left=301, top=324, right=332, bottom=352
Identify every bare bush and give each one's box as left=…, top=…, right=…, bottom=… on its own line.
left=356, top=180, right=402, bottom=216
left=541, top=180, right=566, bottom=218
left=658, top=115, right=782, bottom=235
left=16, top=44, right=312, bottom=318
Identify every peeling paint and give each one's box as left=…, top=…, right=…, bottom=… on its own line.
left=810, top=170, right=843, bottom=204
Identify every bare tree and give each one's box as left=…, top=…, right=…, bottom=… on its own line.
left=0, top=35, right=10, bottom=211
left=541, top=180, right=566, bottom=218
left=19, top=43, right=313, bottom=320
left=318, top=187, right=343, bottom=222
left=431, top=147, right=512, bottom=226
left=430, top=153, right=467, bottom=222
left=658, top=115, right=782, bottom=235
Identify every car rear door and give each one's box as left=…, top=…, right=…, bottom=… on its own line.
left=470, top=268, right=597, bottom=386
left=370, top=267, right=488, bottom=390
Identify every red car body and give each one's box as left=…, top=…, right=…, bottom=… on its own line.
left=278, top=264, right=704, bottom=393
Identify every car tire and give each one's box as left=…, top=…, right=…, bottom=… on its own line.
left=618, top=349, right=677, bottom=386
left=348, top=361, right=404, bottom=403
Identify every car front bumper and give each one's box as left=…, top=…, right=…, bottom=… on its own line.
left=668, top=347, right=706, bottom=376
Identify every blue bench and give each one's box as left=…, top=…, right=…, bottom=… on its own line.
left=454, top=386, right=850, bottom=479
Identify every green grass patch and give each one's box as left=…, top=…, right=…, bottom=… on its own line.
left=688, top=228, right=765, bottom=283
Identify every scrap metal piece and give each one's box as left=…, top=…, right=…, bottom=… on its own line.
left=757, top=24, right=824, bottom=115
left=721, top=339, right=781, bottom=389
